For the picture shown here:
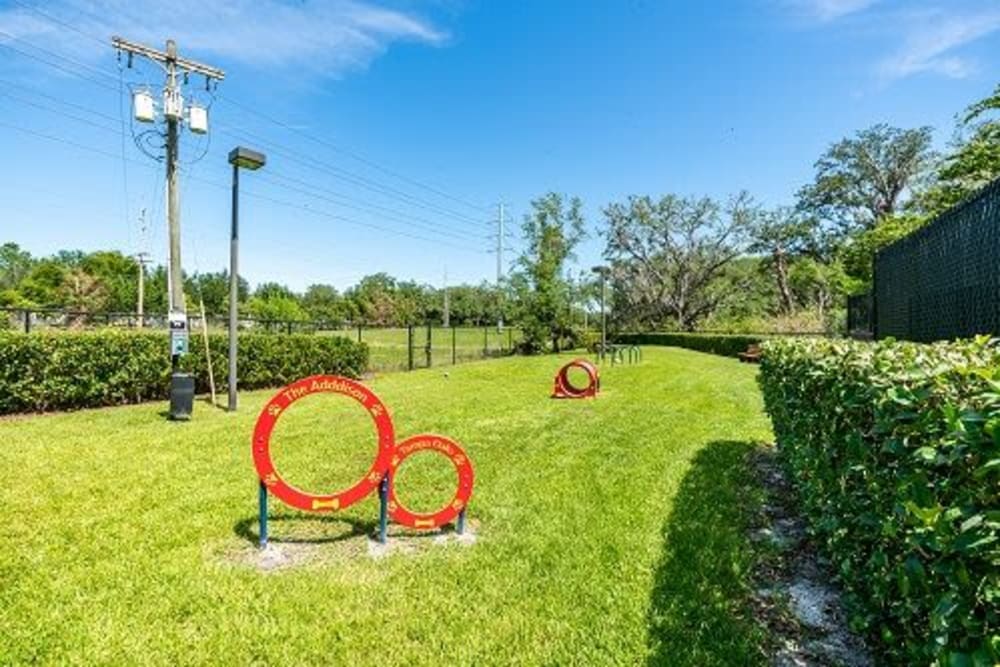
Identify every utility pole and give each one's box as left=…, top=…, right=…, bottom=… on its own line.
left=135, top=252, right=150, bottom=328
left=496, top=202, right=505, bottom=332
left=442, top=266, right=450, bottom=328
left=113, top=36, right=224, bottom=419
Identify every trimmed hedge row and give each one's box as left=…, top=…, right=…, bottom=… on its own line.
left=0, top=330, right=368, bottom=414
left=759, top=337, right=999, bottom=665
left=614, top=332, right=761, bottom=357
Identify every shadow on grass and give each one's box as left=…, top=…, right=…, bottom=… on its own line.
left=646, top=440, right=766, bottom=666
left=233, top=513, right=376, bottom=546
left=233, top=513, right=464, bottom=547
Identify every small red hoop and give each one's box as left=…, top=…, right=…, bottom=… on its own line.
left=552, top=358, right=600, bottom=399
left=388, top=434, right=474, bottom=530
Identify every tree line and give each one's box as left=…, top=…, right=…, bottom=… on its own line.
left=3, top=82, right=997, bottom=349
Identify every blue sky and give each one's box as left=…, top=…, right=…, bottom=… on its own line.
left=1, top=0, right=999, bottom=292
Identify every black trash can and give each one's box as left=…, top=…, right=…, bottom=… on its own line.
left=169, top=372, right=195, bottom=421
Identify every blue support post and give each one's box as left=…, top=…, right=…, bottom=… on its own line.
left=378, top=474, right=390, bottom=544
left=258, top=480, right=269, bottom=549
left=457, top=507, right=466, bottom=535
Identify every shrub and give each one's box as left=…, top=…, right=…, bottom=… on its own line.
left=0, top=330, right=368, bottom=414
left=614, top=332, right=762, bottom=357
left=759, top=337, right=999, bottom=665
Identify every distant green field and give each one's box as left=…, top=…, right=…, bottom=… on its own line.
left=0, top=348, right=772, bottom=665
left=326, top=326, right=523, bottom=371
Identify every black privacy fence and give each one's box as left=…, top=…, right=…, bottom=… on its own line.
left=849, top=177, right=1000, bottom=342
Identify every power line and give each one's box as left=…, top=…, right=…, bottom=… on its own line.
left=3, top=11, right=491, bottom=220
left=214, top=123, right=486, bottom=226
left=0, top=118, right=487, bottom=255
left=3, top=27, right=491, bottom=236
left=217, top=94, right=491, bottom=213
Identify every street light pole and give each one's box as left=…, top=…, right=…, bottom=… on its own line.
left=227, top=147, right=266, bottom=412
left=591, top=266, right=608, bottom=362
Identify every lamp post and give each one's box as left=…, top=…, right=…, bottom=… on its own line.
left=228, top=146, right=266, bottom=412
left=591, top=266, right=608, bottom=361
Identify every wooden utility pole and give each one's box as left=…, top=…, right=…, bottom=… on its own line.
left=135, top=252, right=150, bottom=327
left=112, top=36, right=224, bottom=366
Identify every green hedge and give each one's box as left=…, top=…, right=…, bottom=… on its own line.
left=0, top=330, right=368, bottom=414
left=614, top=332, right=762, bottom=357
left=759, top=337, right=999, bottom=665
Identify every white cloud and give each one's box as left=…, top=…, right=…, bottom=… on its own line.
left=786, top=0, right=879, bottom=21
left=0, top=0, right=446, bottom=76
left=877, top=8, right=1000, bottom=81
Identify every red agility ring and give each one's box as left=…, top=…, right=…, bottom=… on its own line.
left=252, top=375, right=395, bottom=513
left=552, top=358, right=600, bottom=399
left=388, top=434, right=475, bottom=530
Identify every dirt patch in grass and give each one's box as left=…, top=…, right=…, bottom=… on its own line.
left=217, top=515, right=480, bottom=572
left=749, top=448, right=873, bottom=667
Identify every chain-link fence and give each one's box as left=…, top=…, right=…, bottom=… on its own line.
left=873, top=178, right=1000, bottom=342
left=0, top=307, right=523, bottom=372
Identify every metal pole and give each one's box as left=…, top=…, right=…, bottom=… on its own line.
left=258, top=480, right=269, bottom=549
left=23, top=309, right=30, bottom=334
left=497, top=203, right=504, bottom=332
left=483, top=325, right=488, bottom=356
left=452, top=324, right=457, bottom=365
left=357, top=323, right=362, bottom=343
left=457, top=507, right=466, bottom=535
left=378, top=474, right=389, bottom=544
left=228, top=163, right=239, bottom=412
left=600, top=273, right=607, bottom=362
left=426, top=322, right=432, bottom=368
left=407, top=325, right=414, bottom=371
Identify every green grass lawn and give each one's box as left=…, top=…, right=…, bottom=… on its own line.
left=0, top=348, right=771, bottom=665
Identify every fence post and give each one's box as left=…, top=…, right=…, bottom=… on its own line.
left=286, top=321, right=292, bottom=335
left=407, top=325, right=414, bottom=371
left=508, top=328, right=513, bottom=353
left=357, top=323, right=362, bottom=343
left=23, top=309, right=30, bottom=334
left=483, top=325, right=488, bottom=357
left=452, top=325, right=457, bottom=365
left=425, top=322, right=432, bottom=368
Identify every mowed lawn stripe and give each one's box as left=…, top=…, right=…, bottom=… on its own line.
left=0, top=347, right=771, bottom=665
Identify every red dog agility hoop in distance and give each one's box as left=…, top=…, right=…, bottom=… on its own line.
left=388, top=434, right=474, bottom=530
left=552, top=358, right=600, bottom=399
left=252, top=375, right=395, bottom=513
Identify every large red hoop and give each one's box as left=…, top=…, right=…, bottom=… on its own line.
left=552, top=358, right=600, bottom=399
left=252, top=375, right=395, bottom=513
left=388, top=434, right=474, bottom=530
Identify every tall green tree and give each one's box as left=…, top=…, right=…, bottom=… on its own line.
left=750, top=208, right=816, bottom=315
left=920, top=83, right=1000, bottom=216
left=603, top=192, right=758, bottom=331
left=514, top=192, right=586, bottom=352
left=798, top=124, right=935, bottom=234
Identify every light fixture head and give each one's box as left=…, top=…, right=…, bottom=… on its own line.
left=228, top=146, right=266, bottom=170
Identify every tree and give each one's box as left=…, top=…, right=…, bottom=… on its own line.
left=750, top=208, right=816, bottom=315
left=0, top=243, right=33, bottom=291
left=513, top=192, right=586, bottom=352
left=798, top=124, right=935, bottom=234
left=919, top=84, right=1000, bottom=216
left=602, top=192, right=758, bottom=331
left=302, top=284, right=346, bottom=325
left=80, top=251, right=137, bottom=312
left=186, top=270, right=247, bottom=315
left=838, top=213, right=926, bottom=285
